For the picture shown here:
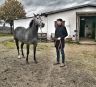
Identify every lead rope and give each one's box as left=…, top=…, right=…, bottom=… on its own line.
left=40, top=27, right=43, bottom=33
left=55, top=38, right=62, bottom=51
left=58, top=39, right=62, bottom=50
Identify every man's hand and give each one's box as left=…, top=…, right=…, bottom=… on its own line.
left=57, top=37, right=61, bottom=40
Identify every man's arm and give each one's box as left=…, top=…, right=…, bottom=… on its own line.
left=55, top=29, right=61, bottom=40
left=62, top=26, right=68, bottom=38
left=54, top=29, right=58, bottom=41
left=64, top=26, right=68, bottom=37
left=55, top=29, right=57, bottom=38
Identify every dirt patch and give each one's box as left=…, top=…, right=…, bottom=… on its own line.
left=0, top=41, right=96, bottom=87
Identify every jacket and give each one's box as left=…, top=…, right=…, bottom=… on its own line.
left=55, top=26, right=68, bottom=49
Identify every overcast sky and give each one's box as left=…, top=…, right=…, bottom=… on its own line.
left=0, top=0, right=96, bottom=17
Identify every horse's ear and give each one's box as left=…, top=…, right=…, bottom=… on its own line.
left=33, top=13, right=36, bottom=17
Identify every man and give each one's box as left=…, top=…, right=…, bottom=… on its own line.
left=54, top=18, right=68, bottom=67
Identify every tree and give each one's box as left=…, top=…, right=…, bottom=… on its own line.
left=0, top=0, right=26, bottom=33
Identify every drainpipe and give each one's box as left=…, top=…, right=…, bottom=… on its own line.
left=95, top=27, right=96, bottom=42
left=76, top=16, right=80, bottom=43
left=46, top=16, right=48, bottom=40
left=95, top=19, right=96, bottom=42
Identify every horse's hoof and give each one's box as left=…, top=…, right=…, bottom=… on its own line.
left=18, top=55, right=21, bottom=59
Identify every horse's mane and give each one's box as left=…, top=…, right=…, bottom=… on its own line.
left=29, top=19, right=34, bottom=28
left=29, top=19, right=38, bottom=29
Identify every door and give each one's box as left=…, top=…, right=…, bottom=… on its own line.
left=79, top=18, right=85, bottom=38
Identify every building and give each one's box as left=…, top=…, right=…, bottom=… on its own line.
left=14, top=4, right=96, bottom=42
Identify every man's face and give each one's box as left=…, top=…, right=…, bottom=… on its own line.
left=57, top=21, right=62, bottom=26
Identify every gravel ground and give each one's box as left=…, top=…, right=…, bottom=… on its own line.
left=0, top=39, right=96, bottom=87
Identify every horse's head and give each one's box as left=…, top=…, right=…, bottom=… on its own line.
left=33, top=14, right=45, bottom=28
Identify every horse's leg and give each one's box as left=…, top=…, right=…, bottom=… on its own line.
left=33, top=44, right=38, bottom=63
left=26, top=44, right=30, bottom=64
left=15, top=39, right=20, bottom=58
left=21, top=43, right=25, bottom=58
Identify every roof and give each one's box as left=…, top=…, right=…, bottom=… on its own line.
left=43, top=4, right=96, bottom=15
left=14, top=4, right=96, bottom=20
left=14, top=16, right=33, bottom=20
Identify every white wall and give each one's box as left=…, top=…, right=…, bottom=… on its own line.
left=14, top=17, right=48, bottom=33
left=14, top=7, right=96, bottom=41
left=46, top=7, right=96, bottom=40
left=14, top=18, right=33, bottom=29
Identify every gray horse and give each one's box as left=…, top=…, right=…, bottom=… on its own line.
left=14, top=14, right=45, bottom=64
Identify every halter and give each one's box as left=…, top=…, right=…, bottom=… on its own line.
left=40, top=25, right=43, bottom=33
left=55, top=39, right=62, bottom=50
left=39, top=17, right=43, bottom=33
left=33, top=14, right=44, bottom=34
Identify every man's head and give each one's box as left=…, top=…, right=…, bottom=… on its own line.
left=57, top=18, right=63, bottom=26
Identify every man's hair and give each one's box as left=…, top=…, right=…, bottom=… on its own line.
left=57, top=18, right=63, bottom=22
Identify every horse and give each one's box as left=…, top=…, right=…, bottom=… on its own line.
left=13, top=14, right=45, bottom=64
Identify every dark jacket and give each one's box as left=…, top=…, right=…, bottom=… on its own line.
left=55, top=26, right=68, bottom=49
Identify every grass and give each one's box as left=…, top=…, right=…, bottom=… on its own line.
left=2, top=40, right=15, bottom=49
left=1, top=41, right=52, bottom=50
left=0, top=33, right=13, bottom=37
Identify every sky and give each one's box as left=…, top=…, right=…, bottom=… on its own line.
left=0, top=0, right=96, bottom=17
